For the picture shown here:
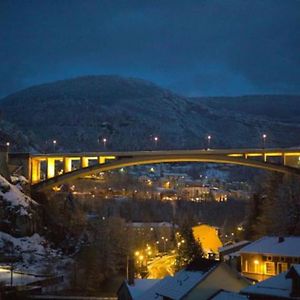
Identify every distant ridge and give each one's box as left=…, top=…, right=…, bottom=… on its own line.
left=0, top=75, right=300, bottom=152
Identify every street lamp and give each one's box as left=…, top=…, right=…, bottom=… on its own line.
left=262, top=134, right=267, bottom=148
left=6, top=142, right=10, bottom=152
left=53, top=140, right=57, bottom=152
left=207, top=135, right=212, bottom=149
left=103, top=138, right=107, bottom=149
left=154, top=136, right=159, bottom=149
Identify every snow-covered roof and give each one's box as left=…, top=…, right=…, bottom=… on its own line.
left=239, top=236, right=300, bottom=257
left=211, top=290, right=248, bottom=300
left=129, top=222, right=176, bottom=228
left=127, top=279, right=160, bottom=299
left=219, top=241, right=250, bottom=253
left=241, top=270, right=293, bottom=298
left=136, top=276, right=172, bottom=300
left=157, top=270, right=207, bottom=300
left=136, top=267, right=217, bottom=300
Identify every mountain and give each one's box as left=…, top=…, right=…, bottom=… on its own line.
left=0, top=75, right=300, bottom=152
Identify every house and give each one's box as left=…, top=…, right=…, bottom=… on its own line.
left=219, top=241, right=251, bottom=262
left=192, top=224, right=223, bottom=259
left=117, top=279, right=160, bottom=300
left=219, top=241, right=251, bottom=272
left=239, top=236, right=300, bottom=282
left=210, top=188, right=228, bottom=202
left=180, top=184, right=210, bottom=201
left=241, top=264, right=300, bottom=299
left=118, top=259, right=249, bottom=300
left=210, top=290, right=248, bottom=299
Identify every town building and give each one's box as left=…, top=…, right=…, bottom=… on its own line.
left=180, top=184, right=210, bottom=201
left=241, top=264, right=300, bottom=299
left=239, top=236, right=300, bottom=282
left=210, top=290, right=248, bottom=299
left=219, top=241, right=251, bottom=262
left=210, top=188, right=228, bottom=202
left=192, top=224, right=223, bottom=259
left=118, top=259, right=249, bottom=300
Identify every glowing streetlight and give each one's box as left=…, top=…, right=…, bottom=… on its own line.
left=103, top=138, right=107, bottom=149
left=154, top=136, right=159, bottom=148
left=207, top=135, right=212, bottom=149
left=6, top=142, right=10, bottom=152
left=53, top=140, right=57, bottom=152
left=262, top=134, right=267, bottom=148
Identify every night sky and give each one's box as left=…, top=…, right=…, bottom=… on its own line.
left=1, top=0, right=300, bottom=98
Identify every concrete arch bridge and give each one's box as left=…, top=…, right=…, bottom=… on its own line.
left=8, top=148, right=300, bottom=193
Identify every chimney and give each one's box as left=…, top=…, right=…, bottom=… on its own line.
left=286, top=266, right=300, bottom=297
left=278, top=237, right=285, bottom=243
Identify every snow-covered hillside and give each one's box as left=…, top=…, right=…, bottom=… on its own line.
left=0, top=175, right=37, bottom=215
left=0, top=175, right=71, bottom=277
left=1, top=75, right=300, bottom=152
left=0, top=175, right=39, bottom=236
left=0, top=231, right=70, bottom=276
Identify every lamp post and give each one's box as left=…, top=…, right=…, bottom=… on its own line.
left=103, top=138, right=107, bottom=150
left=207, top=135, right=211, bottom=149
left=53, top=140, right=57, bottom=152
left=154, top=136, right=159, bottom=149
left=6, top=142, right=10, bottom=152
left=262, top=134, right=267, bottom=149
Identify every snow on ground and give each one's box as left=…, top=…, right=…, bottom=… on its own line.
left=0, top=175, right=37, bottom=215
left=0, top=267, right=43, bottom=286
left=0, top=231, right=72, bottom=276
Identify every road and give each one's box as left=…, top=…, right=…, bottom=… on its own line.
left=147, top=255, right=176, bottom=279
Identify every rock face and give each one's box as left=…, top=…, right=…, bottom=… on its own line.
left=0, top=75, right=300, bottom=151
left=0, top=175, right=40, bottom=237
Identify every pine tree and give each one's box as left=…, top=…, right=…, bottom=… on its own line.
left=244, top=173, right=300, bottom=239
left=175, top=222, right=203, bottom=271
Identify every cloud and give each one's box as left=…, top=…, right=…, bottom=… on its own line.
left=0, top=0, right=299, bottom=97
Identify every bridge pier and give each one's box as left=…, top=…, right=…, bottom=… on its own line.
left=81, top=157, right=89, bottom=168
left=47, top=158, right=56, bottom=179
left=31, top=158, right=41, bottom=184
left=64, top=157, right=72, bottom=173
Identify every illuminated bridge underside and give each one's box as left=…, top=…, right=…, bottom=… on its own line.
left=31, top=153, right=300, bottom=192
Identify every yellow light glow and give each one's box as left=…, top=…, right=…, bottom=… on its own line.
left=254, top=260, right=259, bottom=265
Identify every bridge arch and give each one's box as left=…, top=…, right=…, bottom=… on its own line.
left=31, top=154, right=300, bottom=192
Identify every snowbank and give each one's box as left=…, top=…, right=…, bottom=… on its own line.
left=0, top=175, right=37, bottom=216
left=0, top=231, right=71, bottom=275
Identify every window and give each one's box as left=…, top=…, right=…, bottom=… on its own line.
left=279, top=256, right=286, bottom=262
left=265, top=262, right=275, bottom=275
left=267, top=256, right=273, bottom=261
left=243, top=259, right=249, bottom=272
left=277, top=262, right=288, bottom=274
left=293, top=257, right=299, bottom=264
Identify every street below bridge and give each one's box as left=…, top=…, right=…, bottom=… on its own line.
left=147, top=254, right=176, bottom=279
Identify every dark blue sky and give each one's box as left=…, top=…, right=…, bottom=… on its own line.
left=1, top=0, right=300, bottom=98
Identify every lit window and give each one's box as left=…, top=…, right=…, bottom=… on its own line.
left=265, top=262, right=275, bottom=275
left=243, top=259, right=249, bottom=272
left=277, top=262, right=288, bottom=274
